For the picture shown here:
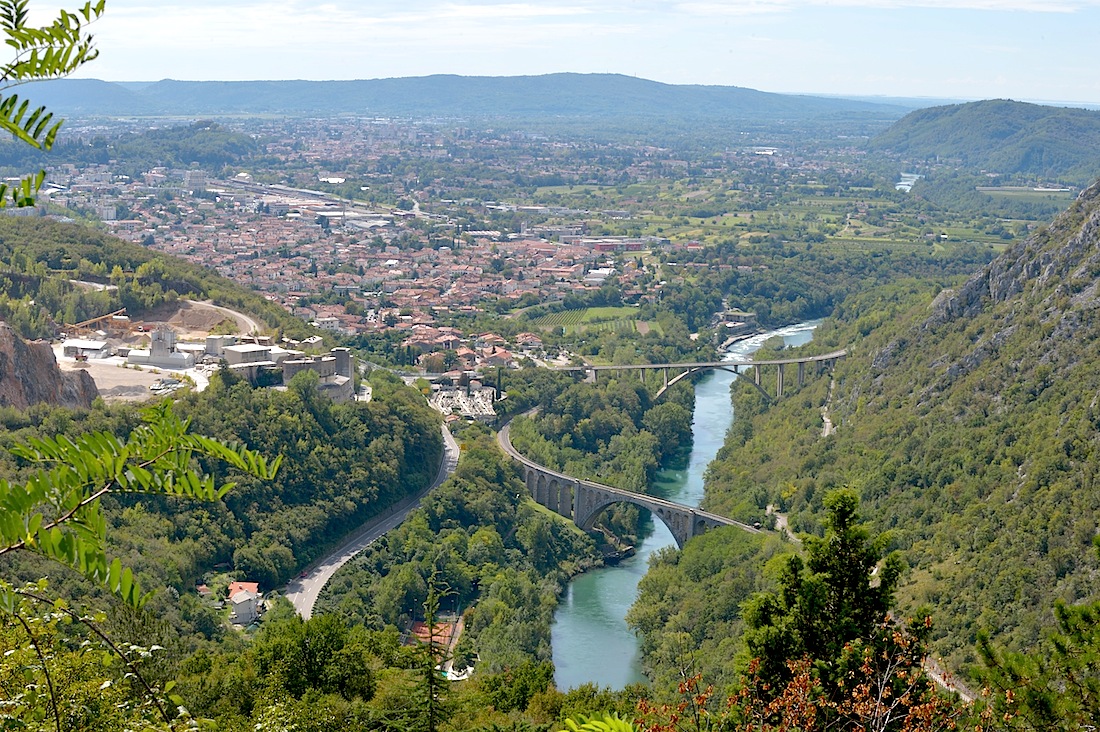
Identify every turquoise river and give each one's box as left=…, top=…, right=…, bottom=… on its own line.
left=550, top=321, right=820, bottom=690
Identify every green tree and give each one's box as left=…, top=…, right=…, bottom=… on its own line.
left=634, top=491, right=968, bottom=732
left=976, top=538, right=1100, bottom=730
left=413, top=578, right=453, bottom=732
left=642, top=402, right=692, bottom=460
left=740, top=488, right=904, bottom=702
left=251, top=614, right=377, bottom=701
left=0, top=0, right=105, bottom=207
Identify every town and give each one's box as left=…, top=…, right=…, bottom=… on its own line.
left=21, top=115, right=1035, bottom=356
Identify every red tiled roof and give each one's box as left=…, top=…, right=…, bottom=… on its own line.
left=227, top=581, right=260, bottom=597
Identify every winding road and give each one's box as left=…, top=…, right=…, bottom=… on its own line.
left=283, top=424, right=460, bottom=619
left=193, top=300, right=262, bottom=335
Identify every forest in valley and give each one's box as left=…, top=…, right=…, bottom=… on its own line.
left=9, top=184, right=1100, bottom=730
left=8, top=54, right=1100, bottom=729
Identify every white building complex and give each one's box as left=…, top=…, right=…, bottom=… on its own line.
left=126, top=326, right=195, bottom=369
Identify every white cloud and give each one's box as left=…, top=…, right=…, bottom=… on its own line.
left=418, top=3, right=593, bottom=19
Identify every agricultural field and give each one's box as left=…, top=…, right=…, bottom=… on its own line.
left=528, top=306, right=661, bottom=336
left=527, top=169, right=1052, bottom=253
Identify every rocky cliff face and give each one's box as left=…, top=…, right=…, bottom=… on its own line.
left=927, top=178, right=1100, bottom=327
left=0, top=322, right=98, bottom=410
left=872, top=179, right=1100, bottom=386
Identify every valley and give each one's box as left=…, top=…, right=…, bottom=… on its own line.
left=3, top=74, right=1100, bottom=730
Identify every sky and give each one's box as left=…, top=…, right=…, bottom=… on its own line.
left=35, top=0, right=1100, bottom=105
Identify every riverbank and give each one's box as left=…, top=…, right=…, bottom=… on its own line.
left=551, top=321, right=821, bottom=690
left=717, top=330, right=760, bottom=352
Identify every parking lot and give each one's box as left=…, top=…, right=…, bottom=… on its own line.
left=54, top=347, right=213, bottom=403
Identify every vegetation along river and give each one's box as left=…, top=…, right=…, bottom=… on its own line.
left=550, top=320, right=821, bottom=690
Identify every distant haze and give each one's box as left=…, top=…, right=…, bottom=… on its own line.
left=39, top=0, right=1100, bottom=106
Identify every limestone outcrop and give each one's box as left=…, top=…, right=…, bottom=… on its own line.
left=0, top=322, right=98, bottom=410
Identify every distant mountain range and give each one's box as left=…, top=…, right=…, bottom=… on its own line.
left=871, top=98, right=1100, bottom=182
left=20, top=73, right=911, bottom=122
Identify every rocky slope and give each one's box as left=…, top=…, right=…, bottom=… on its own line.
left=0, top=322, right=98, bottom=409
left=704, top=179, right=1100, bottom=670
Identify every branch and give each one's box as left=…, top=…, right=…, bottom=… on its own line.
left=15, top=587, right=174, bottom=725
left=0, top=403, right=281, bottom=608
left=0, top=443, right=180, bottom=558
left=12, top=611, right=62, bottom=732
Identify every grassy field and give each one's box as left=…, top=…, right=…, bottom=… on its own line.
left=527, top=173, right=1054, bottom=255
left=976, top=187, right=1076, bottom=205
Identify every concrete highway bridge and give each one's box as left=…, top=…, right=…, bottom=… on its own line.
left=498, top=420, right=760, bottom=548
left=553, top=349, right=847, bottom=399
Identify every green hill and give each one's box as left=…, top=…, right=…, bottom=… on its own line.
left=870, top=99, right=1100, bottom=183
left=696, top=181, right=1100, bottom=674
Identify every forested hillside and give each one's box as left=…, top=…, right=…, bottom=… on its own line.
left=870, top=99, right=1100, bottom=183
left=694, top=180, right=1100, bottom=673
left=0, top=121, right=259, bottom=178
left=0, top=369, right=442, bottom=651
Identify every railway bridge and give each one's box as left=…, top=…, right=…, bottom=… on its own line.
left=497, top=421, right=760, bottom=548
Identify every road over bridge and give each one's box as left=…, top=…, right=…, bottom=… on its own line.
left=553, top=348, right=847, bottom=399
left=498, top=420, right=760, bottom=548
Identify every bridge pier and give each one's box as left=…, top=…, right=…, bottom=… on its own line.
left=554, top=479, right=574, bottom=518
left=558, top=349, right=847, bottom=402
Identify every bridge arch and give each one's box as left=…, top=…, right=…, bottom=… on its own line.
left=555, top=349, right=847, bottom=402
left=655, top=364, right=771, bottom=401
left=499, top=420, right=760, bottom=550
left=574, top=489, right=695, bottom=549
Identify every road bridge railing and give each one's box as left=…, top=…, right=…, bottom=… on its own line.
left=498, top=419, right=760, bottom=547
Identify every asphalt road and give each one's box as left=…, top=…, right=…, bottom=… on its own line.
left=284, top=424, right=460, bottom=619
left=195, top=300, right=262, bottom=335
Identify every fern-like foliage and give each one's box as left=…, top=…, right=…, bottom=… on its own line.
left=560, top=712, right=638, bottom=732
left=0, top=0, right=105, bottom=207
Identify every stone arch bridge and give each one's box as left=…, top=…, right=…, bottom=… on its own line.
left=554, top=349, right=847, bottom=400
left=498, top=421, right=760, bottom=548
